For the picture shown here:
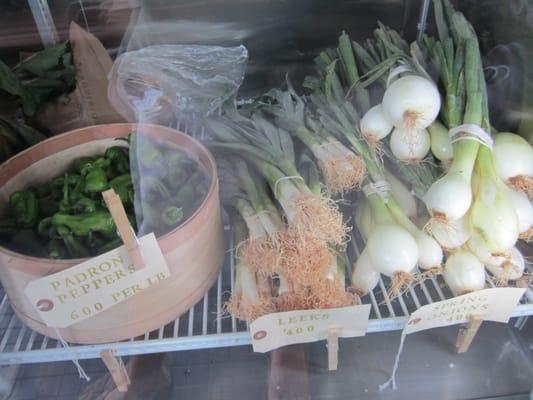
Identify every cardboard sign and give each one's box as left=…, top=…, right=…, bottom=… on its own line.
left=250, top=304, right=371, bottom=353
left=404, top=287, right=525, bottom=335
left=25, top=233, right=170, bottom=328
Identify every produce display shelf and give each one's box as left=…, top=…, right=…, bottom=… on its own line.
left=1, top=224, right=532, bottom=366
left=0, top=121, right=531, bottom=367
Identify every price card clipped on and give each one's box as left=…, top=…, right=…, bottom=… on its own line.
left=24, top=189, right=170, bottom=329
left=24, top=232, right=170, bottom=328
left=250, top=304, right=371, bottom=370
left=403, top=287, right=525, bottom=336
left=381, top=287, right=525, bottom=391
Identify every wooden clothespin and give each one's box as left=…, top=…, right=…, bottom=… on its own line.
left=327, top=327, right=341, bottom=371
left=456, top=314, right=483, bottom=353
left=100, top=349, right=130, bottom=392
left=102, top=189, right=144, bottom=270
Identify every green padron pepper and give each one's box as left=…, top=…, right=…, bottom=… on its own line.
left=46, top=238, right=66, bottom=259
left=84, top=167, right=108, bottom=193
left=109, top=174, right=133, bottom=205
left=71, top=197, right=97, bottom=214
left=51, top=210, right=116, bottom=237
left=161, top=205, right=183, bottom=227
left=10, top=191, right=38, bottom=227
left=38, top=217, right=57, bottom=238
left=105, top=147, right=130, bottom=175
left=74, top=156, right=95, bottom=174
left=56, top=225, right=89, bottom=258
left=138, top=139, right=164, bottom=170
left=51, top=174, right=81, bottom=189
left=140, top=176, right=170, bottom=201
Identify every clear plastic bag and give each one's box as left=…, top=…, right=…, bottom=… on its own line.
left=108, top=44, right=248, bottom=126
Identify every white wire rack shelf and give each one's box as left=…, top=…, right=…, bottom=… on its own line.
left=1, top=224, right=532, bottom=366
left=1, top=120, right=532, bottom=366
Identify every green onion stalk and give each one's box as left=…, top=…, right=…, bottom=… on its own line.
left=423, top=0, right=520, bottom=257
left=264, top=85, right=367, bottom=194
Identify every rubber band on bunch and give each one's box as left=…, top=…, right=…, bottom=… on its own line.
left=362, top=181, right=391, bottom=201
left=274, top=175, right=305, bottom=197
left=386, top=63, right=413, bottom=87
left=449, top=124, right=493, bottom=149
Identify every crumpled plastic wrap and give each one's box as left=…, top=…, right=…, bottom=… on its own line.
left=108, top=44, right=248, bottom=126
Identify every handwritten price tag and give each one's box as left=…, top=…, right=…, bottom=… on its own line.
left=25, top=233, right=170, bottom=328
left=250, top=304, right=371, bottom=353
left=404, top=287, right=525, bottom=335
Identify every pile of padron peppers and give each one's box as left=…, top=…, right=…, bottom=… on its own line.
left=0, top=134, right=210, bottom=259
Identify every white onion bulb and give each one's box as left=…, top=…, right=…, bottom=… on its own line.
left=390, top=127, right=431, bottom=163
left=443, top=250, right=486, bottom=296
left=415, top=233, right=443, bottom=270
left=366, top=223, right=418, bottom=277
left=360, top=104, right=393, bottom=142
left=469, top=176, right=519, bottom=254
left=505, top=187, right=533, bottom=235
left=351, top=250, right=380, bottom=295
left=493, top=132, right=533, bottom=183
left=467, top=236, right=508, bottom=267
left=382, top=75, right=441, bottom=130
left=428, top=121, right=453, bottom=163
left=424, top=172, right=472, bottom=222
left=485, top=247, right=525, bottom=284
left=429, top=215, right=470, bottom=250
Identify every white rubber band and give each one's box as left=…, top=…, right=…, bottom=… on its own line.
left=243, top=210, right=273, bottom=224
left=387, top=64, right=413, bottom=87
left=362, top=181, right=391, bottom=200
left=274, top=175, right=305, bottom=197
left=449, top=124, right=493, bottom=149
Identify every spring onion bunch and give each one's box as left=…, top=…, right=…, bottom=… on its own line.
left=421, top=0, right=528, bottom=291
left=305, top=75, right=440, bottom=297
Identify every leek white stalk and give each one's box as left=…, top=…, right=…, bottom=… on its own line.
left=351, top=249, right=380, bottom=296
left=428, top=121, right=453, bottom=163
left=360, top=104, right=393, bottom=143
left=382, top=75, right=441, bottom=130
left=390, top=127, right=431, bottom=163
left=493, top=132, right=533, bottom=196
left=443, top=250, right=486, bottom=296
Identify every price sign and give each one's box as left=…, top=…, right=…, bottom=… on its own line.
left=25, top=233, right=170, bottom=328
left=403, top=287, right=525, bottom=335
left=250, top=304, right=371, bottom=353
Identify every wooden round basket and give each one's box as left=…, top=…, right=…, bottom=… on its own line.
left=0, top=123, right=225, bottom=344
